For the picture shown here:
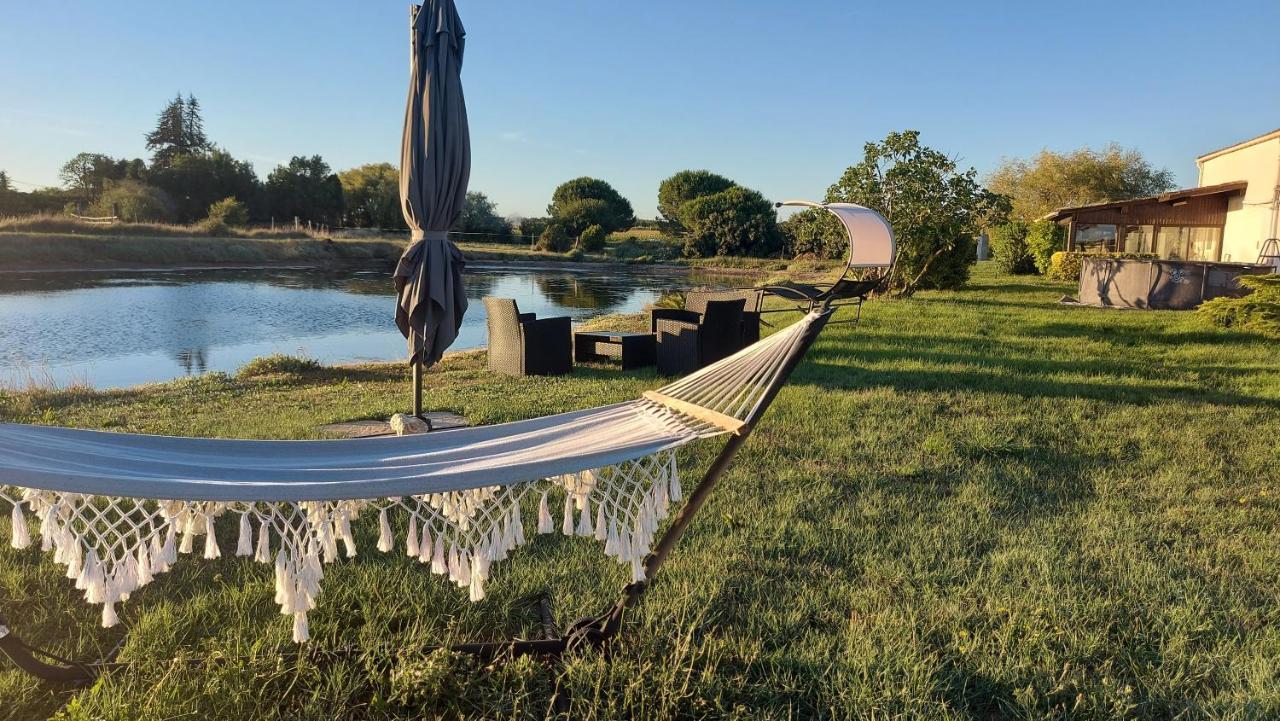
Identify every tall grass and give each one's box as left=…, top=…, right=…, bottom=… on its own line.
left=1, top=266, right=1279, bottom=719
left=0, top=213, right=323, bottom=240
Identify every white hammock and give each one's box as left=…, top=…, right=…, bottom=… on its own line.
left=0, top=311, right=820, bottom=642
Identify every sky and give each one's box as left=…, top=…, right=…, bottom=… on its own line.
left=2, top=0, right=1278, bottom=219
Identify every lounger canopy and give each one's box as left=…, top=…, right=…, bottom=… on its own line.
left=778, top=200, right=896, bottom=268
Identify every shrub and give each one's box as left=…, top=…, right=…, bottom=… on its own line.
left=206, top=196, right=249, bottom=227
left=679, top=186, right=782, bottom=258
left=237, top=354, right=322, bottom=378
left=89, top=180, right=176, bottom=223
left=1048, top=251, right=1159, bottom=282
left=1198, top=275, right=1280, bottom=337
left=989, top=221, right=1035, bottom=274
left=1048, top=251, right=1082, bottom=282
left=535, top=223, right=571, bottom=252
left=1025, top=220, right=1064, bottom=274
left=576, top=224, right=608, bottom=252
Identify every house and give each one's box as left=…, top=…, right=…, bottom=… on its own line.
left=1046, top=129, right=1280, bottom=265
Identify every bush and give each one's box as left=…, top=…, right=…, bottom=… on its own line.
left=576, top=224, right=608, bottom=252
left=1198, top=275, right=1280, bottom=337
left=1025, top=220, right=1063, bottom=274
left=536, top=223, right=571, bottom=252
left=206, top=196, right=249, bottom=227
left=89, top=180, right=176, bottom=223
left=1048, top=251, right=1159, bottom=282
left=989, top=221, right=1036, bottom=274
left=679, top=186, right=782, bottom=258
left=237, top=354, right=322, bottom=378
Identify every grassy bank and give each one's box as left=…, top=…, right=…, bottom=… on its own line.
left=2, top=266, right=1279, bottom=719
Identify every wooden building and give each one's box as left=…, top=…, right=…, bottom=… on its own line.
left=1044, top=181, right=1247, bottom=262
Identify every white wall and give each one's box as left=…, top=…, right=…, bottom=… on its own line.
left=1198, top=134, right=1279, bottom=263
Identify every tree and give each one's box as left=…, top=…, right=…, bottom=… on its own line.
left=657, top=170, right=734, bottom=231
left=88, top=180, right=176, bottom=223
left=338, top=163, right=403, bottom=229
left=149, top=148, right=263, bottom=223
left=553, top=198, right=614, bottom=237
left=266, top=155, right=344, bottom=226
left=145, top=94, right=210, bottom=166
left=679, top=185, right=782, bottom=258
left=780, top=207, right=846, bottom=259
left=519, top=217, right=549, bottom=244
left=987, top=145, right=1175, bottom=222
left=547, top=177, right=635, bottom=233
left=457, top=191, right=512, bottom=238
left=0, top=170, right=10, bottom=193
left=60, top=152, right=118, bottom=201
left=827, top=130, right=1008, bottom=296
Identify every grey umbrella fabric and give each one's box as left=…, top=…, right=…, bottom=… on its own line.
left=393, top=0, right=470, bottom=368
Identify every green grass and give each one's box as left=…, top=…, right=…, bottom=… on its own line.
left=2, top=264, right=1280, bottom=719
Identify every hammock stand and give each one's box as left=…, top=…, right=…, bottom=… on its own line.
left=0, top=202, right=895, bottom=684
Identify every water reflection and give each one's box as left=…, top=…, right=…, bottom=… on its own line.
left=534, top=275, right=632, bottom=310
left=0, top=263, right=706, bottom=389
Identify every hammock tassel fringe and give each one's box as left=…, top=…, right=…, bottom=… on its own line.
left=0, top=450, right=680, bottom=643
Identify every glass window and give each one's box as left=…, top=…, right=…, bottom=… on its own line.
left=1156, top=227, right=1187, bottom=259
left=1186, top=227, right=1222, bottom=261
left=1122, top=225, right=1154, bottom=254
left=1155, top=226, right=1223, bottom=260
left=1075, top=223, right=1117, bottom=251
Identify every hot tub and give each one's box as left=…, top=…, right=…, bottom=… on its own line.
left=1078, top=257, right=1274, bottom=310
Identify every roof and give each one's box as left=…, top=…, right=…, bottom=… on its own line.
left=1196, top=128, right=1280, bottom=163
left=1041, top=181, right=1248, bottom=221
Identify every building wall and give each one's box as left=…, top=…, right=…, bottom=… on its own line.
left=1198, top=134, right=1279, bottom=262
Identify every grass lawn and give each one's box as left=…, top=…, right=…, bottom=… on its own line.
left=2, top=264, right=1279, bottom=719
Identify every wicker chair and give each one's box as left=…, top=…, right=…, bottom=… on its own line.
left=684, top=289, right=764, bottom=345
left=650, top=298, right=746, bottom=375
left=484, top=297, right=572, bottom=377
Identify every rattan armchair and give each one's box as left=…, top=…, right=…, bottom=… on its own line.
left=484, top=297, right=573, bottom=377
left=650, top=298, right=745, bottom=375
left=685, top=289, right=764, bottom=345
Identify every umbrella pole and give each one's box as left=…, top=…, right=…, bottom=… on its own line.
left=412, top=360, right=423, bottom=418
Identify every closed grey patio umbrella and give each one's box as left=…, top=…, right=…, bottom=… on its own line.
left=393, top=0, right=470, bottom=423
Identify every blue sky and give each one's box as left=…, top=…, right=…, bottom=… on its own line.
left=2, top=0, right=1278, bottom=219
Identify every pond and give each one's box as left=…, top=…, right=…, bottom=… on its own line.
left=0, top=263, right=712, bottom=389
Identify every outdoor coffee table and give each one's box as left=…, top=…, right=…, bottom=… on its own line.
left=574, top=331, right=656, bottom=370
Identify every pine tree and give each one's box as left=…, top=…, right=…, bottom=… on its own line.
left=0, top=170, right=10, bottom=193
left=145, top=94, right=188, bottom=166
left=183, top=94, right=210, bottom=153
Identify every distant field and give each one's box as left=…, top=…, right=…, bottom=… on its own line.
left=2, top=266, right=1278, bottom=719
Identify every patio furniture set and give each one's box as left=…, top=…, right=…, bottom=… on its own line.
left=483, top=289, right=765, bottom=377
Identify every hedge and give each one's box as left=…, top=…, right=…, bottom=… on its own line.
left=1049, top=251, right=1159, bottom=282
